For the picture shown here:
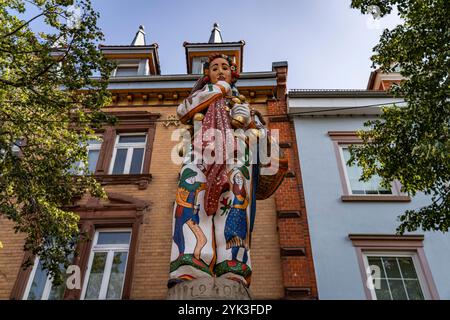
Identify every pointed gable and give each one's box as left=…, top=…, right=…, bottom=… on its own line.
left=131, top=25, right=147, bottom=46
left=208, top=23, right=223, bottom=43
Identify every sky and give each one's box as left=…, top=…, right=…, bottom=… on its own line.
left=29, top=0, right=402, bottom=90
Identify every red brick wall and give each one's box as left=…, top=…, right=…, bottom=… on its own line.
left=267, top=64, right=318, bottom=299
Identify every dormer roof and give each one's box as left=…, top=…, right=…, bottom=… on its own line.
left=99, top=25, right=161, bottom=75
left=184, top=23, right=245, bottom=74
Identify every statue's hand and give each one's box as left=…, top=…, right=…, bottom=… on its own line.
left=215, top=80, right=231, bottom=95
left=230, top=103, right=251, bottom=127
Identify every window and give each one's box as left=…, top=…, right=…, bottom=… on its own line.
left=110, top=134, right=146, bottom=175
left=86, top=139, right=102, bottom=173
left=71, top=138, right=102, bottom=174
left=191, top=56, right=209, bottom=74
left=349, top=234, right=439, bottom=300
left=114, top=64, right=139, bottom=77
left=81, top=229, right=131, bottom=300
left=340, top=146, right=392, bottom=195
left=328, top=132, right=409, bottom=201
left=363, top=252, right=426, bottom=300
left=22, top=257, right=67, bottom=300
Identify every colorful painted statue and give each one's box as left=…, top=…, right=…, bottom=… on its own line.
left=169, top=53, right=287, bottom=288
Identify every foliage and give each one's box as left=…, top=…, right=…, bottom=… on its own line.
left=350, top=0, right=449, bottom=233
left=0, top=0, right=114, bottom=284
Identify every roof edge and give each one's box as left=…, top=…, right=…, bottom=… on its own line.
left=288, top=89, right=393, bottom=98
left=183, top=41, right=245, bottom=48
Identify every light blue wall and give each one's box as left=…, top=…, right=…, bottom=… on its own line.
left=293, top=116, right=450, bottom=300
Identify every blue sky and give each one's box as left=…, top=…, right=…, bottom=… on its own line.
left=28, top=0, right=401, bottom=89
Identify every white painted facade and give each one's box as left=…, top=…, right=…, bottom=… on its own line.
left=289, top=91, right=450, bottom=300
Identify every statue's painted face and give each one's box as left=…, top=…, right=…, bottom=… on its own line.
left=208, top=57, right=232, bottom=84
left=234, top=173, right=243, bottom=187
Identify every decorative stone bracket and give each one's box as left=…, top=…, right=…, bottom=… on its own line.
left=94, top=174, right=152, bottom=190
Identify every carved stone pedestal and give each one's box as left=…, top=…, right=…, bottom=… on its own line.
left=167, top=278, right=253, bottom=300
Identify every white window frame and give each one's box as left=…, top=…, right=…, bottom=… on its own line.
left=22, top=257, right=62, bottom=300
left=81, top=228, right=132, bottom=300
left=109, top=133, right=147, bottom=175
left=84, top=138, right=102, bottom=173
left=338, top=145, right=399, bottom=195
left=72, top=138, right=102, bottom=174
left=362, top=251, right=431, bottom=300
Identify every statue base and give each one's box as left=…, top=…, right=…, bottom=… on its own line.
left=167, top=278, right=253, bottom=300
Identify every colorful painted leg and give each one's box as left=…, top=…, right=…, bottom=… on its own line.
left=243, top=249, right=248, bottom=264
left=173, top=217, right=185, bottom=255
left=186, top=219, right=207, bottom=260
left=231, top=246, right=239, bottom=260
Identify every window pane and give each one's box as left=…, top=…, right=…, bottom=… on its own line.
left=87, top=150, right=99, bottom=173
left=118, top=135, right=146, bottom=143
left=115, top=66, right=138, bottom=77
left=404, top=280, right=424, bottom=300
left=374, top=278, right=391, bottom=300
left=97, top=232, right=131, bottom=245
left=85, top=252, right=107, bottom=300
left=129, top=148, right=144, bottom=174
left=388, top=279, right=408, bottom=300
left=192, top=57, right=208, bottom=74
left=382, top=257, right=401, bottom=278
left=342, top=147, right=392, bottom=194
left=112, top=149, right=128, bottom=174
left=48, top=282, right=66, bottom=300
left=47, top=262, right=67, bottom=300
left=398, top=257, right=418, bottom=279
left=27, top=260, right=47, bottom=300
left=106, top=252, right=128, bottom=299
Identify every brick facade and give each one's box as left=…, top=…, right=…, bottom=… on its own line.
left=0, top=218, right=26, bottom=299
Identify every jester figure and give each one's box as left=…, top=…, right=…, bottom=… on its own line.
left=169, top=53, right=287, bottom=288
left=173, top=168, right=207, bottom=260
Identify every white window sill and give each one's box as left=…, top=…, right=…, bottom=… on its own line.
left=341, top=195, right=411, bottom=202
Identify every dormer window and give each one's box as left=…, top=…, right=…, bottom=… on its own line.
left=184, top=23, right=243, bottom=75
left=114, top=62, right=140, bottom=77
left=191, top=57, right=209, bottom=74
